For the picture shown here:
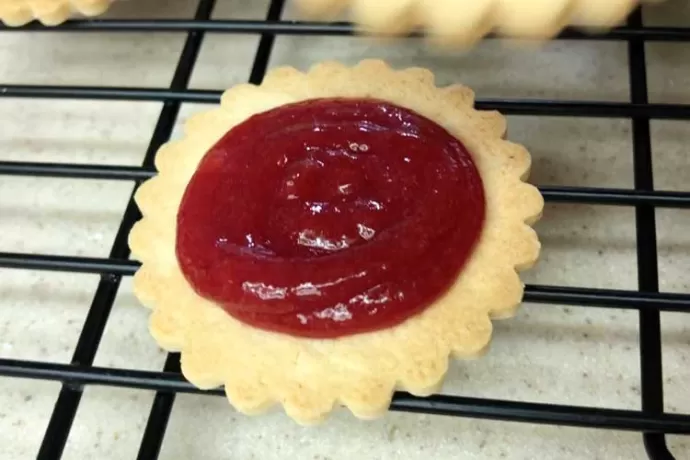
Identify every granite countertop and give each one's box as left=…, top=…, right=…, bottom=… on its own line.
left=0, top=0, right=688, bottom=459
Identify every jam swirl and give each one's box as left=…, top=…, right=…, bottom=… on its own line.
left=176, top=98, right=486, bottom=338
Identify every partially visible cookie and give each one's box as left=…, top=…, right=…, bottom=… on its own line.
left=0, top=0, right=113, bottom=26
left=294, top=0, right=664, bottom=46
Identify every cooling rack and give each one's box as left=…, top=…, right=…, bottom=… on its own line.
left=0, top=0, right=689, bottom=459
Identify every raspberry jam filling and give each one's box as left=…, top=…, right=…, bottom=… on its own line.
left=176, top=98, right=486, bottom=338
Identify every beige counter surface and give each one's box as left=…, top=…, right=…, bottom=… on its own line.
left=0, top=1, right=688, bottom=459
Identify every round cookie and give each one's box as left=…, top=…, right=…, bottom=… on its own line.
left=128, top=59, right=544, bottom=424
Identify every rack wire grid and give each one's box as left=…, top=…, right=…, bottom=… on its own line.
left=0, top=0, right=689, bottom=459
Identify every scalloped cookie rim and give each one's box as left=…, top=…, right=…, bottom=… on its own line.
left=127, top=59, right=544, bottom=425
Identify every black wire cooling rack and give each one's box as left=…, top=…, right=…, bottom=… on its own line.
left=0, top=0, right=690, bottom=459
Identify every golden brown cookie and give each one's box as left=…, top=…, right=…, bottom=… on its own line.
left=294, top=0, right=664, bottom=46
left=0, top=0, right=113, bottom=26
left=128, top=59, right=543, bottom=425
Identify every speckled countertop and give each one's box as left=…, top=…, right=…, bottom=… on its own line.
left=0, top=1, right=689, bottom=459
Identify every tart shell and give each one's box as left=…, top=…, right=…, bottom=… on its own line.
left=128, top=59, right=544, bottom=425
left=0, top=0, right=113, bottom=26
left=294, top=0, right=665, bottom=46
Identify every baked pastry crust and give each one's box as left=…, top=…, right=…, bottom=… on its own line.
left=294, top=0, right=665, bottom=46
left=0, top=0, right=112, bottom=26
left=128, top=59, right=543, bottom=424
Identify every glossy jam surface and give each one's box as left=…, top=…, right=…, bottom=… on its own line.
left=176, top=98, right=486, bottom=338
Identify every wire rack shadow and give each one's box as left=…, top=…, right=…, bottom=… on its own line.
left=1, top=1, right=689, bottom=459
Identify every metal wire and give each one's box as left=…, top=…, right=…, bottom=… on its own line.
left=4, top=84, right=690, bottom=119
left=3, top=159, right=690, bottom=207
left=0, top=357, right=689, bottom=435
left=626, top=10, right=677, bottom=460
left=0, top=2, right=688, bottom=460
left=2, top=19, right=690, bottom=42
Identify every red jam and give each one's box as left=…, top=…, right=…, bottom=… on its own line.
left=176, top=98, right=486, bottom=339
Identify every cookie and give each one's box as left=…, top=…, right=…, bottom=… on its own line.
left=128, top=59, right=543, bottom=424
left=294, top=0, right=664, bottom=46
left=0, top=0, right=113, bottom=26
